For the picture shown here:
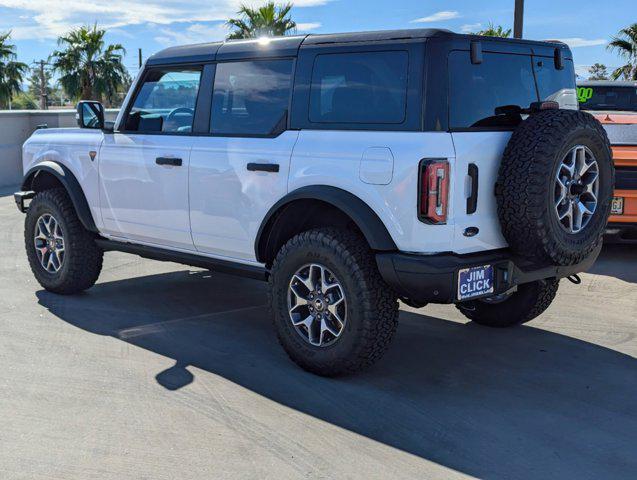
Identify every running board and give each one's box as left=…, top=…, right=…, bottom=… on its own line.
left=95, top=239, right=267, bottom=281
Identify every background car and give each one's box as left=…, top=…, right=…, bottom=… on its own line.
left=577, top=80, right=637, bottom=241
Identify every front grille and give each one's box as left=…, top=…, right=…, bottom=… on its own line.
left=615, top=166, right=637, bottom=190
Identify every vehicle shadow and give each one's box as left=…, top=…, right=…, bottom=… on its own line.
left=589, top=243, right=637, bottom=283
left=36, top=270, right=637, bottom=480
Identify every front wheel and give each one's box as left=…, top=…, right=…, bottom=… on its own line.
left=25, top=188, right=103, bottom=294
left=456, top=279, right=560, bottom=328
left=269, top=228, right=399, bottom=376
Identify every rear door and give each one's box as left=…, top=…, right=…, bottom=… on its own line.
left=448, top=49, right=540, bottom=252
left=189, top=59, right=297, bottom=261
left=99, top=67, right=202, bottom=250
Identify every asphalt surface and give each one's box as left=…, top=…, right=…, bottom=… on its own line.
left=1, top=185, right=636, bottom=480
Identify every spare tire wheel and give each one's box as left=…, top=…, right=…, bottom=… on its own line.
left=496, top=109, right=614, bottom=266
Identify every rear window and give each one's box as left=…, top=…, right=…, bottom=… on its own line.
left=577, top=85, right=637, bottom=112
left=448, top=51, right=537, bottom=129
left=535, top=58, right=576, bottom=102
left=309, top=51, right=408, bottom=124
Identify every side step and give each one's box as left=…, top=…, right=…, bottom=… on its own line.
left=95, top=239, right=268, bottom=281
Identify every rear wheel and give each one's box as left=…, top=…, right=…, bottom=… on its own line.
left=269, top=228, right=399, bottom=376
left=456, top=279, right=559, bottom=328
left=25, top=188, right=103, bottom=294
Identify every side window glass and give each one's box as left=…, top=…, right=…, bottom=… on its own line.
left=535, top=58, right=576, bottom=106
left=211, top=59, right=293, bottom=136
left=448, top=51, right=538, bottom=129
left=125, top=69, right=201, bottom=133
left=309, top=51, right=408, bottom=124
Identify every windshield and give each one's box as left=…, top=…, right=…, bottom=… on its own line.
left=577, top=85, right=637, bottom=112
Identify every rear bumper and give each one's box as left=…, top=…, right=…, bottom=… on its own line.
left=376, top=244, right=602, bottom=305
left=605, top=222, right=637, bottom=243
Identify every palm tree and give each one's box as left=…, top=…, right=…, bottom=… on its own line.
left=227, top=2, right=296, bottom=40
left=0, top=31, right=27, bottom=109
left=472, top=23, right=512, bottom=38
left=51, top=24, right=128, bottom=102
left=608, top=23, right=637, bottom=80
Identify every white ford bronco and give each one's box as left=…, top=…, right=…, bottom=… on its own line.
left=15, top=29, right=614, bottom=376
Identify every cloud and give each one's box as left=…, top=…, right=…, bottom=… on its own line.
left=154, top=23, right=230, bottom=46
left=411, top=11, right=460, bottom=24
left=460, top=23, right=482, bottom=33
left=0, top=0, right=330, bottom=40
left=553, top=38, right=607, bottom=48
left=296, top=22, right=321, bottom=32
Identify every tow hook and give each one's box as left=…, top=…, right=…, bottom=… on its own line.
left=566, top=274, right=582, bottom=285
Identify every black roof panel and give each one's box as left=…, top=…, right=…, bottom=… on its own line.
left=147, top=42, right=222, bottom=66
left=303, top=28, right=453, bottom=45
left=216, top=35, right=307, bottom=61
left=147, top=28, right=572, bottom=65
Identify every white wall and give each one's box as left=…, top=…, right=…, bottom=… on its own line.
left=0, top=109, right=118, bottom=188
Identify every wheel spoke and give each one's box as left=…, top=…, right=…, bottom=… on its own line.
left=555, top=177, right=568, bottom=207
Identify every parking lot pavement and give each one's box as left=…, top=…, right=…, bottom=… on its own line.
left=0, top=188, right=635, bottom=480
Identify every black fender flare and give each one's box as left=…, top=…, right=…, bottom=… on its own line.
left=255, top=185, right=397, bottom=262
left=22, top=161, right=98, bottom=233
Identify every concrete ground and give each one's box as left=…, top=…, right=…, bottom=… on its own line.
left=0, top=185, right=635, bottom=480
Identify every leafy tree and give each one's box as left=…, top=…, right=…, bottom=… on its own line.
left=472, top=23, right=512, bottom=38
left=588, top=63, right=609, bottom=80
left=11, top=91, right=37, bottom=110
left=0, top=31, right=27, bottom=109
left=608, top=23, right=637, bottom=80
left=51, top=24, right=128, bottom=102
left=227, top=2, right=296, bottom=39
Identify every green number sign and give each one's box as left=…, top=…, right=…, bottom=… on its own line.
left=577, top=87, right=593, bottom=103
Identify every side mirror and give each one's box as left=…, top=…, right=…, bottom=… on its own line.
left=76, top=101, right=105, bottom=129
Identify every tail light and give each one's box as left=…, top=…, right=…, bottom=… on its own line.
left=419, top=160, right=450, bottom=224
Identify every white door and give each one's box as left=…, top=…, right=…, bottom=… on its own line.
left=99, top=68, right=202, bottom=250
left=189, top=59, right=296, bottom=262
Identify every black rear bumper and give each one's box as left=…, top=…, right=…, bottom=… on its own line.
left=376, top=244, right=602, bottom=305
left=605, top=222, right=637, bottom=243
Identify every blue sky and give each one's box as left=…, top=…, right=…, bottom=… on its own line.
left=0, top=0, right=634, bottom=79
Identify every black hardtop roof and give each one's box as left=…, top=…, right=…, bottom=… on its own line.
left=147, top=28, right=571, bottom=66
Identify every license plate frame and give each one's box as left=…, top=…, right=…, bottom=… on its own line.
left=611, top=197, right=624, bottom=215
left=457, top=264, right=495, bottom=301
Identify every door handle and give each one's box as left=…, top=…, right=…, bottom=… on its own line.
left=247, top=163, right=279, bottom=173
left=467, top=163, right=479, bottom=214
left=156, top=157, right=182, bottom=167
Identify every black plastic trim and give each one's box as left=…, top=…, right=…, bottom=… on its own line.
left=95, top=239, right=267, bottom=280
left=21, top=161, right=98, bottom=232
left=467, top=163, right=479, bottom=214
left=377, top=243, right=602, bottom=305
left=247, top=163, right=279, bottom=172
left=255, top=185, right=397, bottom=262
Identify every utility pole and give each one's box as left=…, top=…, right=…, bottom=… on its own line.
left=514, top=0, right=524, bottom=39
left=138, top=48, right=143, bottom=69
left=32, top=60, right=50, bottom=110
left=38, top=60, right=48, bottom=110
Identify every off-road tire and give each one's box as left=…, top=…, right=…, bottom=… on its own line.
left=496, top=109, right=613, bottom=266
left=25, top=188, right=103, bottom=294
left=456, top=279, right=559, bottom=327
left=269, top=228, right=399, bottom=376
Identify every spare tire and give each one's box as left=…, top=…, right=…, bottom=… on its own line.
left=496, top=109, right=614, bottom=266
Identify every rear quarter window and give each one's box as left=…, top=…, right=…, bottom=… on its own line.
left=309, top=51, right=408, bottom=124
